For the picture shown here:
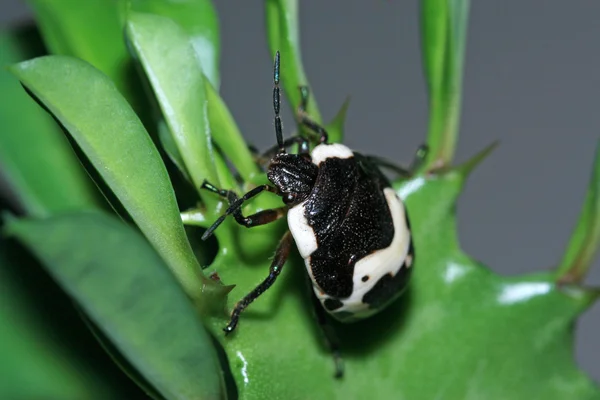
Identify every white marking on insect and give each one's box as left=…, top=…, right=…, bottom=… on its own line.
left=310, top=143, right=354, bottom=165
left=313, top=188, right=411, bottom=317
left=287, top=201, right=318, bottom=258
left=405, top=253, right=414, bottom=268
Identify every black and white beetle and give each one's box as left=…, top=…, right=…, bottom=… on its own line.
left=201, top=51, right=424, bottom=377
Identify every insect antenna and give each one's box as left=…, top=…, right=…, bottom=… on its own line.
left=273, top=51, right=285, bottom=153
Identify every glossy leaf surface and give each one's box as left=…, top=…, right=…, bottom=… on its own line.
left=205, top=80, right=261, bottom=184
left=128, top=0, right=221, bottom=89
left=126, top=12, right=220, bottom=201
left=6, top=211, right=224, bottom=400
left=26, top=0, right=130, bottom=95
left=0, top=29, right=100, bottom=216
left=265, top=0, right=322, bottom=123
left=9, top=55, right=216, bottom=301
left=27, top=0, right=221, bottom=124
left=203, top=165, right=599, bottom=399
left=0, top=242, right=129, bottom=400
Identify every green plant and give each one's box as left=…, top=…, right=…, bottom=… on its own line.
left=1, top=1, right=598, bottom=399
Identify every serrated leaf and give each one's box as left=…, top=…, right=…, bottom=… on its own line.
left=203, top=168, right=599, bottom=399
left=9, top=55, right=217, bottom=302
left=0, top=28, right=101, bottom=217
left=454, top=140, right=499, bottom=177
left=325, top=97, right=350, bottom=144
left=6, top=211, right=225, bottom=400
left=557, top=142, right=600, bottom=284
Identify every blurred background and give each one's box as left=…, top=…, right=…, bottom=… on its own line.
left=2, top=0, right=599, bottom=382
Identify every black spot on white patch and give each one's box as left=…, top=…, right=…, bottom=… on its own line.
left=304, top=154, right=395, bottom=298
left=324, top=298, right=344, bottom=311
left=362, top=239, right=414, bottom=308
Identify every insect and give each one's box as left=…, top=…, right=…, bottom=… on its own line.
left=201, top=51, right=424, bottom=377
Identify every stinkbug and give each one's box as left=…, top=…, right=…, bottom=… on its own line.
left=201, top=51, right=424, bottom=378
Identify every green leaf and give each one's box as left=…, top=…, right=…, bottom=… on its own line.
left=27, top=0, right=220, bottom=124
left=421, top=0, right=448, bottom=108
left=213, top=148, right=239, bottom=192
left=205, top=79, right=261, bottom=183
left=203, top=167, right=599, bottom=399
left=128, top=0, right=221, bottom=89
left=158, top=119, right=192, bottom=183
left=25, top=0, right=138, bottom=107
left=9, top=55, right=218, bottom=302
left=324, top=97, right=351, bottom=144
left=0, top=28, right=101, bottom=217
left=0, top=311, right=96, bottom=400
left=556, top=142, right=600, bottom=283
left=181, top=208, right=210, bottom=228
left=421, top=0, right=471, bottom=169
left=6, top=211, right=224, bottom=400
left=125, top=12, right=222, bottom=201
left=0, top=242, right=130, bottom=400
left=265, top=0, right=322, bottom=124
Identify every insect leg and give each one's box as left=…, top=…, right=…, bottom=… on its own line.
left=230, top=206, right=287, bottom=228
left=201, top=181, right=280, bottom=240
left=224, top=231, right=293, bottom=334
left=201, top=181, right=288, bottom=228
left=296, top=86, right=329, bottom=144
left=367, top=156, right=411, bottom=177
left=367, top=144, right=430, bottom=177
left=306, top=286, right=344, bottom=378
left=260, top=135, right=311, bottom=161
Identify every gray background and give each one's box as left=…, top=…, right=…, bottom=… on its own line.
left=2, top=0, right=599, bottom=383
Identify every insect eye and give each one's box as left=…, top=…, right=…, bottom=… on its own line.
left=283, top=193, right=296, bottom=204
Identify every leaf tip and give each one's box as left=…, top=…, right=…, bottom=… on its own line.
left=326, top=96, right=351, bottom=143
left=456, top=140, right=499, bottom=177
left=555, top=141, right=600, bottom=282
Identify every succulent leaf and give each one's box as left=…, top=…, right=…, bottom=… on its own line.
left=205, top=79, right=262, bottom=184
left=200, top=166, right=600, bottom=399
left=125, top=12, right=222, bottom=203
left=0, top=29, right=101, bottom=216
left=265, top=0, right=322, bottom=124
left=9, top=55, right=221, bottom=303
left=325, top=97, right=351, bottom=144
left=5, top=211, right=225, bottom=400
left=557, top=142, right=600, bottom=285
left=421, top=0, right=470, bottom=170
left=127, top=0, right=221, bottom=89
left=3, top=1, right=598, bottom=399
